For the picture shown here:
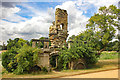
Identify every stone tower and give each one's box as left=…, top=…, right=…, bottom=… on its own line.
left=49, top=8, right=68, bottom=50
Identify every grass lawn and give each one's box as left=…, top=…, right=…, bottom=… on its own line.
left=99, top=51, right=119, bottom=60
left=1, top=51, right=119, bottom=78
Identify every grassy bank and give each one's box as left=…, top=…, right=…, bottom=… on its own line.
left=99, top=51, right=119, bottom=60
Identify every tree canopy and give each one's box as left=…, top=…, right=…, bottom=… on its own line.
left=86, top=5, right=120, bottom=54
left=7, top=38, right=27, bottom=50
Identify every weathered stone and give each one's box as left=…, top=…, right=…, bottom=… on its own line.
left=37, top=52, right=50, bottom=70
left=32, top=39, right=51, bottom=70
left=32, top=39, right=49, bottom=48
left=69, top=59, right=86, bottom=70
left=49, top=8, right=69, bottom=52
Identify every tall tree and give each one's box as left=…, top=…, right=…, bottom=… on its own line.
left=86, top=5, right=120, bottom=55
left=7, top=38, right=27, bottom=50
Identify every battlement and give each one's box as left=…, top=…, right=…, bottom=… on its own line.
left=55, top=8, right=67, bottom=15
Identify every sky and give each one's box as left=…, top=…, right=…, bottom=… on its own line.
left=0, top=0, right=119, bottom=45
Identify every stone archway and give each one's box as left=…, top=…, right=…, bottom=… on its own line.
left=49, top=52, right=59, bottom=68
left=74, top=62, right=86, bottom=70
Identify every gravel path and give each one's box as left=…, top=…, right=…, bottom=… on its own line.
left=62, top=69, right=119, bottom=78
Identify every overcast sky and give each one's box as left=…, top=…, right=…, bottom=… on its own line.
left=0, top=0, right=119, bottom=45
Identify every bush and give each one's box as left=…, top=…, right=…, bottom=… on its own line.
left=41, top=67, right=48, bottom=72
left=2, top=47, right=18, bottom=72
left=2, top=44, right=42, bottom=74
left=57, top=39, right=98, bottom=70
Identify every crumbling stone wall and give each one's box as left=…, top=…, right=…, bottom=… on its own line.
left=32, top=39, right=50, bottom=70
left=37, top=51, right=50, bottom=70
left=49, top=8, right=68, bottom=49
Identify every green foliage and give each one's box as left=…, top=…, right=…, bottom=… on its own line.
left=105, top=40, right=119, bottom=51
left=71, top=38, right=98, bottom=64
left=69, top=35, right=76, bottom=40
left=7, top=38, right=27, bottom=50
left=36, top=42, right=43, bottom=48
left=86, top=5, right=120, bottom=54
left=13, top=44, right=41, bottom=74
left=58, top=47, right=71, bottom=70
left=2, top=44, right=42, bottom=74
left=2, top=47, right=18, bottom=72
left=57, top=35, right=98, bottom=70
left=49, top=41, right=51, bottom=46
left=29, top=40, right=33, bottom=47
left=39, top=37, right=46, bottom=40
left=41, top=67, right=48, bottom=72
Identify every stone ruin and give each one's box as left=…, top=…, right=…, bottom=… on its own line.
left=49, top=8, right=68, bottom=49
left=32, top=8, right=86, bottom=70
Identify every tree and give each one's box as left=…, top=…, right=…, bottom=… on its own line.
left=105, top=40, right=119, bottom=51
left=39, top=37, right=46, bottom=40
left=7, top=38, right=27, bottom=50
left=86, top=5, right=120, bottom=55
left=68, top=35, right=76, bottom=41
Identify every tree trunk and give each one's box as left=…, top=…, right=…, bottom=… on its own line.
left=97, top=47, right=106, bottom=55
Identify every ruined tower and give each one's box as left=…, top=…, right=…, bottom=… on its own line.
left=49, top=8, right=68, bottom=50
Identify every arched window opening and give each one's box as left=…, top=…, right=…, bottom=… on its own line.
left=61, top=23, right=64, bottom=29
left=60, top=25, right=62, bottom=30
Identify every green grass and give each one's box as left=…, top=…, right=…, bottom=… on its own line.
left=99, top=51, right=119, bottom=60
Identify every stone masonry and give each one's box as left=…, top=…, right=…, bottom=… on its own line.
left=49, top=8, right=69, bottom=50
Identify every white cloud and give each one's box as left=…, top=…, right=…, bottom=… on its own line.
left=0, top=7, right=54, bottom=43
left=0, top=0, right=119, bottom=44
left=0, top=7, right=27, bottom=22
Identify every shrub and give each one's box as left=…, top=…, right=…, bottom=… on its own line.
left=41, top=67, right=48, bottom=72
left=57, top=39, right=98, bottom=70
left=2, top=44, right=42, bottom=74
left=2, top=47, right=18, bottom=72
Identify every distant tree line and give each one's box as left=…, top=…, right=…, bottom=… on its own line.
left=0, top=42, right=7, bottom=50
